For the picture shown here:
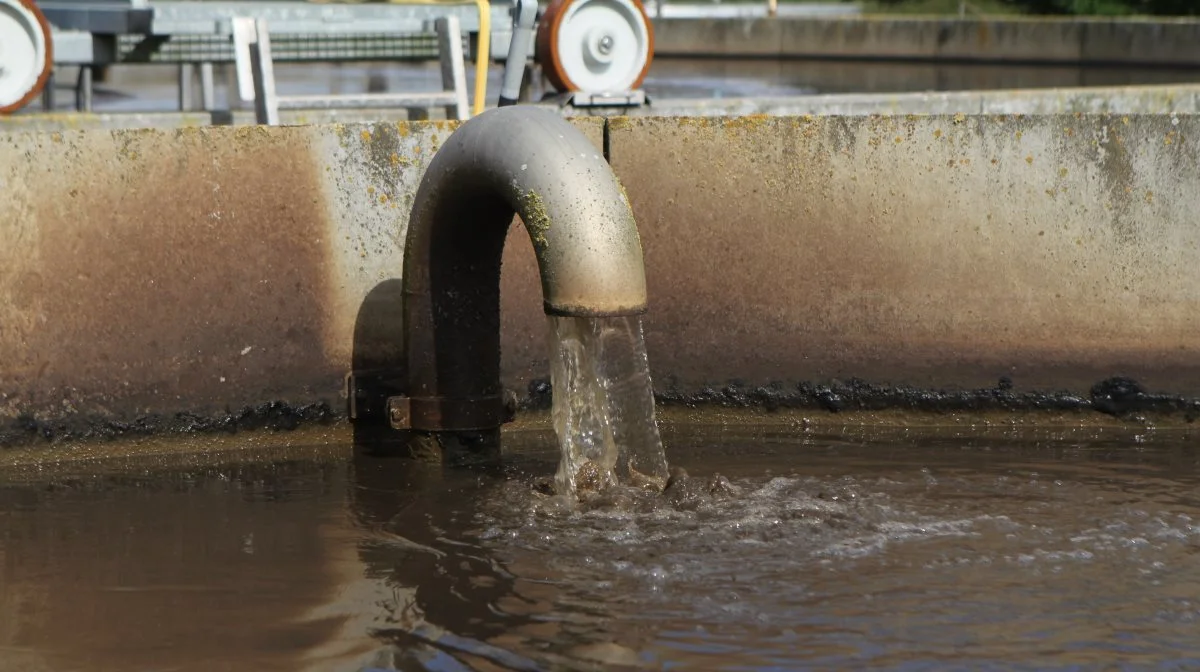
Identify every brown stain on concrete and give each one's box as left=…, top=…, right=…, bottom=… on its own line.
left=608, top=114, right=1200, bottom=394
left=1, top=126, right=339, bottom=418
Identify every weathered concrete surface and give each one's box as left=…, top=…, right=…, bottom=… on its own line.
left=0, top=119, right=602, bottom=431
left=608, top=114, right=1200, bottom=395
left=3, top=113, right=1200, bottom=445
left=6, top=86, right=1199, bottom=134
left=653, top=17, right=1200, bottom=66
left=639, top=85, right=1200, bottom=117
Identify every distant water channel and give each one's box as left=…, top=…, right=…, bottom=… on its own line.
left=28, top=57, right=1196, bottom=114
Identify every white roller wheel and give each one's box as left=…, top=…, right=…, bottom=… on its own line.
left=536, top=0, right=654, bottom=94
left=0, top=0, right=53, bottom=114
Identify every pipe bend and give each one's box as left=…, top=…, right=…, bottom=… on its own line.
left=408, top=105, right=648, bottom=316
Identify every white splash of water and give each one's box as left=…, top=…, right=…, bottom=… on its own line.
left=547, top=315, right=670, bottom=497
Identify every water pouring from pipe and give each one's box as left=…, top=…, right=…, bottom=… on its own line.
left=549, top=314, right=669, bottom=495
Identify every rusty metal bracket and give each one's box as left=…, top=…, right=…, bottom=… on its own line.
left=385, top=392, right=517, bottom=431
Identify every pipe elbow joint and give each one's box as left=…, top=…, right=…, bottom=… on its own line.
left=408, top=106, right=648, bottom=317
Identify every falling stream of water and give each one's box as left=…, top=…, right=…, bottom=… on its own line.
left=547, top=315, right=670, bottom=496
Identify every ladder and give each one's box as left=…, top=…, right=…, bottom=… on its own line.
left=230, top=15, right=470, bottom=125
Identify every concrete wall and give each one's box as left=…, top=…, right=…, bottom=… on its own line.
left=2, top=113, right=1199, bottom=440
left=0, top=119, right=598, bottom=431
left=637, top=84, right=1200, bottom=117
left=608, top=114, right=1200, bottom=395
left=652, top=17, right=1200, bottom=66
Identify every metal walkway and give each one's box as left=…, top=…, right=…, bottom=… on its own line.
left=38, top=0, right=519, bottom=114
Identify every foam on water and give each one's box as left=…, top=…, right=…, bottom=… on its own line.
left=457, top=438, right=1200, bottom=667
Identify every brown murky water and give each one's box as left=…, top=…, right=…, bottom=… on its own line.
left=3, top=424, right=1200, bottom=670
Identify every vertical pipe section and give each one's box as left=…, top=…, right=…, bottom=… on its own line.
left=498, top=0, right=538, bottom=107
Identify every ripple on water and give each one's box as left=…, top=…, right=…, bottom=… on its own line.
left=451, top=447, right=1200, bottom=668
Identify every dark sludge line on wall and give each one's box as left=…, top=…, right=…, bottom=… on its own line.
left=0, top=401, right=341, bottom=450
left=2, top=376, right=1197, bottom=450
left=520, top=376, right=1200, bottom=420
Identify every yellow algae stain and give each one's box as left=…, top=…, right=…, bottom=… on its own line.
left=607, top=116, right=632, bottom=131
left=724, top=114, right=772, bottom=131
left=517, top=189, right=551, bottom=251
left=1059, top=168, right=1068, bottom=177
left=1025, top=155, right=1034, bottom=165
left=933, top=129, right=942, bottom=139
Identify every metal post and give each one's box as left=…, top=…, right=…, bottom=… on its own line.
left=41, top=69, right=56, bottom=111
left=247, top=20, right=280, bottom=125
left=179, top=63, right=196, bottom=110
left=435, top=16, right=469, bottom=120
left=199, top=62, right=215, bottom=111
left=75, top=66, right=93, bottom=112
left=231, top=17, right=258, bottom=109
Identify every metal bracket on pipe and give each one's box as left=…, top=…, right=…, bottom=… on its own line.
left=552, top=90, right=648, bottom=109
left=386, top=394, right=517, bottom=431
left=347, top=373, right=516, bottom=430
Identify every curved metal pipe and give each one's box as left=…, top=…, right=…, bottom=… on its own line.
left=400, top=105, right=648, bottom=434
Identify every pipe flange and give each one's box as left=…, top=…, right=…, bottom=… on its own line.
left=536, top=0, right=654, bottom=94
left=0, top=0, right=53, bottom=114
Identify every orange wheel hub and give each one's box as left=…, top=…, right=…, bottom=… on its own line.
left=536, top=0, right=654, bottom=94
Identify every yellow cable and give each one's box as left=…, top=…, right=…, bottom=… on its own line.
left=374, top=0, right=489, bottom=116
left=473, top=0, right=489, bottom=116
